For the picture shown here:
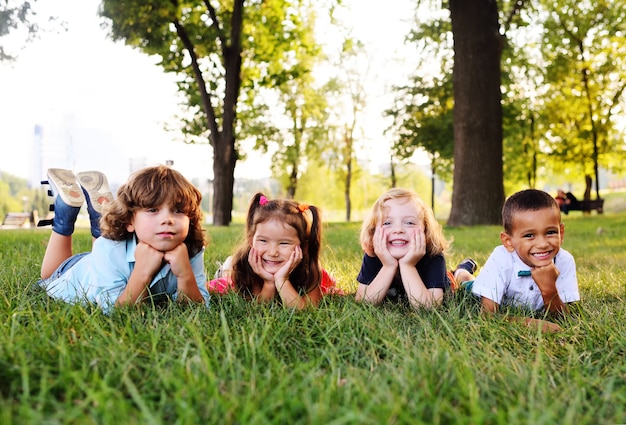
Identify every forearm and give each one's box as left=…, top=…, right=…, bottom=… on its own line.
left=116, top=270, right=152, bottom=306
left=542, top=290, right=568, bottom=315
left=355, top=266, right=396, bottom=305
left=176, top=273, right=205, bottom=303
left=399, top=265, right=439, bottom=309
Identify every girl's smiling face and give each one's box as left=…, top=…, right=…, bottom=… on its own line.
left=380, top=198, right=422, bottom=259
left=251, top=218, right=300, bottom=274
left=500, top=207, right=564, bottom=268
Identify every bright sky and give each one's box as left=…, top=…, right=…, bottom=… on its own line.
left=0, top=0, right=417, bottom=188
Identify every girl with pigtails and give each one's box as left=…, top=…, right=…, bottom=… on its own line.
left=207, top=193, right=341, bottom=308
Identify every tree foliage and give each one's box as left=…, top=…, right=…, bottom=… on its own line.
left=99, top=0, right=330, bottom=225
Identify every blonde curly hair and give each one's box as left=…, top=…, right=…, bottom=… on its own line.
left=359, top=188, right=450, bottom=257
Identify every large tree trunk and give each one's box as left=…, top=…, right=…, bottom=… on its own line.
left=212, top=132, right=236, bottom=226
left=448, top=0, right=504, bottom=226
left=211, top=0, right=243, bottom=226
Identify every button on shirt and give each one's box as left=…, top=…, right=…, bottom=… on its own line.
left=471, top=245, right=579, bottom=310
left=41, top=236, right=209, bottom=313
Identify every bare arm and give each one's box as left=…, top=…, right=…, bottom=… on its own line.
left=397, top=226, right=442, bottom=308
left=355, top=226, right=397, bottom=305
left=116, top=241, right=163, bottom=306
left=532, top=263, right=568, bottom=315
left=164, top=243, right=204, bottom=304
left=480, top=296, right=563, bottom=332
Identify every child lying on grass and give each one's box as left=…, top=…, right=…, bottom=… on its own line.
left=467, top=189, right=580, bottom=332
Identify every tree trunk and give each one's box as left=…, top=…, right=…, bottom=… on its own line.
left=448, top=0, right=504, bottom=226
left=210, top=0, right=243, bottom=226
left=212, top=131, right=236, bottom=226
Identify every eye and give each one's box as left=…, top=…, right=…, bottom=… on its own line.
left=547, top=229, right=559, bottom=235
left=146, top=207, right=157, bottom=213
left=404, top=220, right=417, bottom=226
left=523, top=233, right=534, bottom=239
left=382, top=220, right=392, bottom=226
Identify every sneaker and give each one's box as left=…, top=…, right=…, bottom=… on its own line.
left=455, top=258, right=478, bottom=275
left=76, top=171, right=114, bottom=214
left=46, top=168, right=85, bottom=207
left=37, top=168, right=83, bottom=236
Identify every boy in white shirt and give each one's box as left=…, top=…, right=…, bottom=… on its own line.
left=470, top=189, right=580, bottom=332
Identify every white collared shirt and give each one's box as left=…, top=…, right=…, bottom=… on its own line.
left=471, top=245, right=580, bottom=310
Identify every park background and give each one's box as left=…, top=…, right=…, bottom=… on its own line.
left=2, top=0, right=625, bottom=226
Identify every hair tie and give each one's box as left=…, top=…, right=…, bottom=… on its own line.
left=259, top=195, right=269, bottom=206
left=298, top=203, right=309, bottom=212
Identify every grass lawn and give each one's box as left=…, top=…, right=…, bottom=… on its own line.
left=1, top=212, right=625, bottom=424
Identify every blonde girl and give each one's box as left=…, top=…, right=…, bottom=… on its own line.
left=356, top=188, right=455, bottom=309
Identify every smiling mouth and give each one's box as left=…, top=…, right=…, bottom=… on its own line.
left=263, top=259, right=283, bottom=266
left=389, top=240, right=407, bottom=246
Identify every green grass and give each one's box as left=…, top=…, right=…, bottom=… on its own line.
left=1, top=213, right=625, bottom=424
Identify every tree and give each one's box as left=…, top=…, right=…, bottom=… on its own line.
left=447, top=0, right=504, bottom=226
left=100, top=0, right=326, bottom=225
left=538, top=0, right=626, bottom=200
left=323, top=37, right=368, bottom=222
left=0, top=0, right=59, bottom=62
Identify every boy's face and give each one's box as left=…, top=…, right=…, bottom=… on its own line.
left=500, top=207, right=564, bottom=268
left=127, top=203, right=190, bottom=252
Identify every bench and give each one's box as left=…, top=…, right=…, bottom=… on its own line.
left=1, top=211, right=38, bottom=228
left=565, top=199, right=604, bottom=214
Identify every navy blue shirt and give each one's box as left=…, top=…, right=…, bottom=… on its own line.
left=356, top=253, right=450, bottom=302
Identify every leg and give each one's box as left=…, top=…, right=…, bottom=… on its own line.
left=41, top=232, right=74, bottom=279
left=453, top=258, right=478, bottom=290
left=37, top=169, right=84, bottom=278
left=76, top=171, right=114, bottom=238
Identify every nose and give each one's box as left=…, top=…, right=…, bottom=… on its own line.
left=161, top=209, right=175, bottom=224
left=267, top=242, right=279, bottom=256
left=390, top=222, right=405, bottom=233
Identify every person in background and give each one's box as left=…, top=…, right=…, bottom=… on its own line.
left=470, top=189, right=579, bottom=332
left=555, top=189, right=579, bottom=214
left=37, top=165, right=210, bottom=312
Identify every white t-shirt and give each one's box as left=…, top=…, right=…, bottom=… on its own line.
left=471, top=245, right=580, bottom=310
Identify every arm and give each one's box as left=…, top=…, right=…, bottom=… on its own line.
left=397, top=227, right=442, bottom=308
left=355, top=226, right=398, bottom=305
left=164, top=243, right=205, bottom=304
left=480, top=296, right=563, bottom=332
left=116, top=241, right=164, bottom=306
left=532, top=262, right=568, bottom=315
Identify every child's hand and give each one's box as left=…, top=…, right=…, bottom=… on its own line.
left=248, top=247, right=274, bottom=281
left=399, top=226, right=426, bottom=267
left=164, top=243, right=192, bottom=278
left=274, top=246, right=303, bottom=285
left=531, top=262, right=560, bottom=295
left=373, top=226, right=396, bottom=267
left=134, top=241, right=165, bottom=278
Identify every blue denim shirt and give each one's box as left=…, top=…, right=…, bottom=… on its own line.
left=39, top=236, right=209, bottom=312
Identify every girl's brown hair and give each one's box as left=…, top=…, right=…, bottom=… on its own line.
left=359, top=188, right=450, bottom=257
left=231, top=193, right=323, bottom=299
left=100, top=165, right=206, bottom=256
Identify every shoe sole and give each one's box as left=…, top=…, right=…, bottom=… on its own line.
left=76, top=171, right=114, bottom=214
left=47, top=168, right=85, bottom=208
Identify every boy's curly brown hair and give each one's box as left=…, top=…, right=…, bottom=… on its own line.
left=100, top=165, right=206, bottom=256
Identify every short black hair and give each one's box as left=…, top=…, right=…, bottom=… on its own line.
left=502, top=189, right=560, bottom=233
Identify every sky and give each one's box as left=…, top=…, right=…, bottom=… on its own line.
left=0, top=0, right=418, bottom=188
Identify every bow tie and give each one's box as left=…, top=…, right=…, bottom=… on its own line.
left=518, top=270, right=531, bottom=277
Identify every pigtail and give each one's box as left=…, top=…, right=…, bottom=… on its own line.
left=247, top=193, right=266, bottom=231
